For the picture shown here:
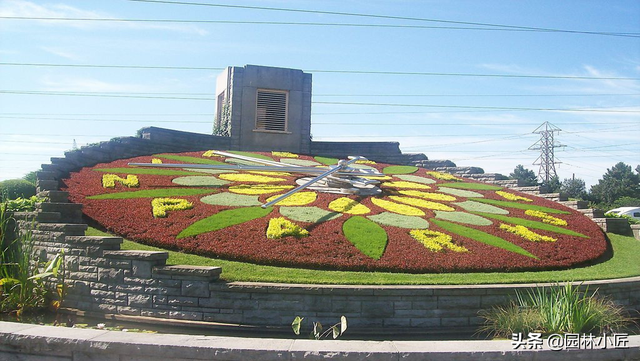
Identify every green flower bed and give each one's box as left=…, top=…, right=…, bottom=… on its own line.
left=172, top=176, right=230, bottom=187
left=472, top=198, right=570, bottom=214
left=438, top=182, right=503, bottom=190
left=279, top=206, right=342, bottom=223
left=434, top=211, right=493, bottom=226
left=178, top=207, right=272, bottom=239
left=343, top=216, right=388, bottom=259
left=382, top=165, right=419, bottom=175
left=88, top=188, right=214, bottom=200
left=94, top=168, right=202, bottom=176
left=200, top=193, right=261, bottom=207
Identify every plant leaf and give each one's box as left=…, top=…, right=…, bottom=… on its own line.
left=291, top=316, right=303, bottom=335
left=341, top=315, right=348, bottom=333
left=332, top=325, right=340, bottom=339
left=313, top=321, right=323, bottom=339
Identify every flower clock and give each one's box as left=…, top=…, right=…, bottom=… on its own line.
left=63, top=150, right=607, bottom=273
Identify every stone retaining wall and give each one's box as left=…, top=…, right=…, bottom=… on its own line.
left=1, top=322, right=639, bottom=361
left=13, top=207, right=640, bottom=333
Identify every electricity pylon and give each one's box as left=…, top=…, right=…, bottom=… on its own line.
left=529, top=122, right=565, bottom=184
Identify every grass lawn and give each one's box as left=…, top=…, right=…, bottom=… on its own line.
left=86, top=227, right=640, bottom=285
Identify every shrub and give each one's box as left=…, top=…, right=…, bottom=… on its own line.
left=0, top=179, right=36, bottom=200
left=480, top=283, right=633, bottom=337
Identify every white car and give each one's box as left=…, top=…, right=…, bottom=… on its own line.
left=606, top=207, right=640, bottom=222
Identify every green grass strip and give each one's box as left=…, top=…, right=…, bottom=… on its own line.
left=177, top=206, right=272, bottom=239
left=432, top=219, right=538, bottom=259
left=471, top=198, right=570, bottom=214
left=227, top=151, right=274, bottom=161
left=90, top=227, right=639, bottom=284
left=343, top=216, right=388, bottom=260
left=382, top=165, right=418, bottom=175
left=314, top=156, right=339, bottom=165
left=93, top=168, right=202, bottom=176
left=154, top=154, right=226, bottom=165
left=438, top=182, right=502, bottom=190
left=87, top=188, right=214, bottom=200
left=473, top=212, right=587, bottom=238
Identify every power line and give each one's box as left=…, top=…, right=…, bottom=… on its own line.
left=2, top=62, right=638, bottom=80
left=3, top=16, right=620, bottom=34
left=314, top=93, right=640, bottom=98
left=2, top=91, right=638, bottom=113
left=126, top=0, right=640, bottom=38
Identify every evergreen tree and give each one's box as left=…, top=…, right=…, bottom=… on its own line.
left=561, top=177, right=587, bottom=200
left=510, top=165, right=539, bottom=186
left=542, top=176, right=561, bottom=193
left=589, top=162, right=640, bottom=205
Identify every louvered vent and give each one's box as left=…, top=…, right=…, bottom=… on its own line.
left=256, top=89, right=288, bottom=132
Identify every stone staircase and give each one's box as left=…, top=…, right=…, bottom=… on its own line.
left=420, top=163, right=634, bottom=236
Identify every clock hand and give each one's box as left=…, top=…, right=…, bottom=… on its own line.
left=260, top=156, right=366, bottom=208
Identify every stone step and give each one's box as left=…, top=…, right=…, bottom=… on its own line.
left=578, top=208, right=605, bottom=219
left=36, top=179, right=59, bottom=193
left=65, top=236, right=123, bottom=250
left=37, top=223, right=88, bottom=236
left=558, top=200, right=589, bottom=210
left=37, top=190, right=70, bottom=203
left=511, top=186, right=542, bottom=194
left=593, top=218, right=632, bottom=235
left=154, top=265, right=222, bottom=281
left=489, top=179, right=520, bottom=188
left=537, top=192, right=568, bottom=202
left=12, top=211, right=62, bottom=223
left=36, top=202, right=83, bottom=223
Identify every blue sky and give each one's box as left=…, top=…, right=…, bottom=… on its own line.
left=0, top=0, right=638, bottom=187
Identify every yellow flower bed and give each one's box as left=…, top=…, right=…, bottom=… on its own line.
left=219, top=173, right=286, bottom=183
left=371, top=198, right=425, bottom=216
left=361, top=175, right=393, bottom=180
left=266, top=192, right=317, bottom=206
left=202, top=150, right=222, bottom=157
left=355, top=159, right=376, bottom=164
left=328, top=197, right=370, bottom=215
left=495, top=191, right=532, bottom=202
left=382, top=181, right=431, bottom=189
left=524, top=210, right=568, bottom=226
left=266, top=217, right=309, bottom=239
left=426, top=171, right=460, bottom=181
left=499, top=223, right=557, bottom=242
left=102, top=174, right=139, bottom=189
left=249, top=171, right=291, bottom=176
left=409, top=229, right=468, bottom=253
left=228, top=184, right=294, bottom=195
left=151, top=158, right=163, bottom=164
left=151, top=198, right=193, bottom=218
left=271, top=151, right=299, bottom=158
left=389, top=196, right=455, bottom=212
left=398, top=190, right=456, bottom=202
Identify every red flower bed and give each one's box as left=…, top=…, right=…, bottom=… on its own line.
left=62, top=151, right=608, bottom=273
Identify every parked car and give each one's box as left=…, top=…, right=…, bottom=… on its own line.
left=605, top=207, right=640, bottom=222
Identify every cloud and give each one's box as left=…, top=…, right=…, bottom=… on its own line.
left=40, top=76, right=156, bottom=93
left=41, top=46, right=81, bottom=61
left=0, top=0, right=209, bottom=35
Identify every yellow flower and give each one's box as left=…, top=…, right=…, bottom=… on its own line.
left=328, top=197, right=371, bottom=215
left=219, top=173, right=286, bottom=183
left=202, top=150, right=222, bottom=157
left=524, top=210, right=568, bottom=226
left=426, top=171, right=460, bottom=181
left=265, top=192, right=317, bottom=206
left=151, top=198, right=193, bottom=218
left=499, top=223, right=556, bottom=242
left=382, top=181, right=431, bottom=189
left=389, top=196, right=455, bottom=212
left=102, top=174, right=139, bottom=189
left=409, top=229, right=468, bottom=253
left=266, top=217, right=309, bottom=238
left=496, top=191, right=532, bottom=202
left=271, top=151, right=299, bottom=158
left=151, top=158, right=163, bottom=164
left=371, top=198, right=425, bottom=216
left=398, top=190, right=456, bottom=202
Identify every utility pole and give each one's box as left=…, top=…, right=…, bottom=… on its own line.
left=529, top=122, right=565, bottom=184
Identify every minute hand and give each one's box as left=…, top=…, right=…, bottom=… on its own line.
left=261, top=156, right=365, bottom=209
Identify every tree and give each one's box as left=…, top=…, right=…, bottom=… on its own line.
left=589, top=162, right=640, bottom=205
left=510, top=165, right=538, bottom=187
left=542, top=176, right=561, bottom=193
left=561, top=177, right=587, bottom=200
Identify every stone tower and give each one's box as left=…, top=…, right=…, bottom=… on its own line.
left=214, top=65, right=312, bottom=154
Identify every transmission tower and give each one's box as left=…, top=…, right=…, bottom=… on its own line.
left=528, top=122, right=565, bottom=184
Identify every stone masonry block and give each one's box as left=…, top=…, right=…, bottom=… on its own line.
left=181, top=281, right=210, bottom=298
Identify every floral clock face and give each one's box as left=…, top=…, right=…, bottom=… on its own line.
left=63, top=150, right=607, bottom=273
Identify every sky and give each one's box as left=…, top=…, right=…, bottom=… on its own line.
left=0, top=0, right=638, bottom=188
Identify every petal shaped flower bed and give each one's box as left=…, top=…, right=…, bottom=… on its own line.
left=63, top=150, right=608, bottom=273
